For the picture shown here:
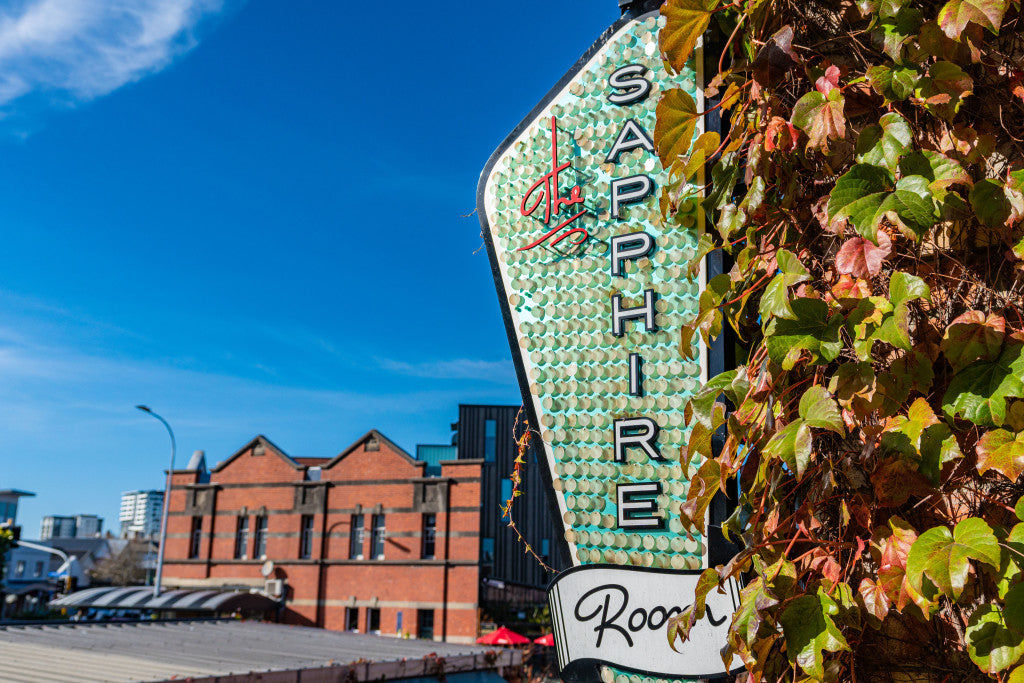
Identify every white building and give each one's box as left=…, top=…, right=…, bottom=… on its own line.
left=118, top=491, right=163, bottom=538
left=40, top=514, right=103, bottom=540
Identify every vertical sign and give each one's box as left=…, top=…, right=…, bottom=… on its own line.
left=478, top=10, right=740, bottom=680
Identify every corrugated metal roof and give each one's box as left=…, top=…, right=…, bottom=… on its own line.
left=50, top=586, right=280, bottom=613
left=0, top=620, right=521, bottom=683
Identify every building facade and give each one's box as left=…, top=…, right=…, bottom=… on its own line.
left=162, top=431, right=483, bottom=643
left=119, top=490, right=163, bottom=538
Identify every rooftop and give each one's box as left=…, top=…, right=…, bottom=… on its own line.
left=0, top=619, right=519, bottom=682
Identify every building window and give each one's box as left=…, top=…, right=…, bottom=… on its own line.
left=484, top=419, right=496, bottom=461
left=541, top=538, right=550, bottom=564
left=500, top=479, right=513, bottom=519
left=189, top=517, right=203, bottom=559
left=349, top=514, right=364, bottom=559
left=299, top=515, right=315, bottom=559
left=15, top=560, right=25, bottom=577
left=367, top=607, right=381, bottom=634
left=234, top=516, right=249, bottom=559
left=421, top=514, right=436, bottom=560
left=253, top=516, right=268, bottom=558
left=370, top=514, right=386, bottom=559
left=482, top=537, right=495, bottom=564
left=418, top=610, right=435, bottom=640
left=33, top=561, right=43, bottom=578
left=345, top=607, right=359, bottom=632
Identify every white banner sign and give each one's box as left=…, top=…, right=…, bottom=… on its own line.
left=548, top=566, right=743, bottom=680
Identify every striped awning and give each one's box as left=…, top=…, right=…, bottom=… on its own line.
left=50, top=586, right=280, bottom=613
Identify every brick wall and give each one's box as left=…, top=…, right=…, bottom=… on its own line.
left=162, top=432, right=483, bottom=643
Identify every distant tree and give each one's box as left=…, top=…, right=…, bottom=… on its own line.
left=90, top=540, right=150, bottom=586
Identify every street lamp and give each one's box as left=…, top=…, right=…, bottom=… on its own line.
left=136, top=405, right=176, bottom=598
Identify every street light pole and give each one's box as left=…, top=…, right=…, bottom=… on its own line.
left=136, top=405, right=176, bottom=598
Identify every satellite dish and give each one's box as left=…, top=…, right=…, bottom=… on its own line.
left=260, top=560, right=274, bottom=578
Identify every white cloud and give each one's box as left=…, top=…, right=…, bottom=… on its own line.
left=376, top=356, right=516, bottom=381
left=0, top=0, right=226, bottom=109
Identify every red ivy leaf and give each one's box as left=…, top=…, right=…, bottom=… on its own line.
left=835, top=231, right=892, bottom=278
left=815, top=65, right=841, bottom=95
left=859, top=577, right=891, bottom=621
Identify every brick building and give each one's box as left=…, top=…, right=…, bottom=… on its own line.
left=163, top=430, right=483, bottom=643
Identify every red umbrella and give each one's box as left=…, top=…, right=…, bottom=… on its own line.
left=476, top=626, right=531, bottom=645
left=533, top=632, right=555, bottom=646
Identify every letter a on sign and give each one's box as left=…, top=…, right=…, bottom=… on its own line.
left=477, top=8, right=733, bottom=680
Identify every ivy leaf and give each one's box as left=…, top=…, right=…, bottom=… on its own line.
left=751, top=25, right=800, bottom=88
left=835, top=231, right=892, bottom=278
left=875, top=271, right=931, bottom=350
left=937, top=0, right=1009, bottom=38
left=942, top=311, right=1006, bottom=371
left=855, top=112, right=913, bottom=173
left=668, top=568, right=721, bottom=649
left=916, top=61, right=973, bottom=121
left=970, top=178, right=1012, bottom=227
left=1011, top=666, right=1024, bottom=683
left=907, top=518, right=1001, bottom=600
left=977, top=429, right=1024, bottom=480
left=799, top=385, right=845, bottom=435
left=1005, top=581, right=1024, bottom=635
left=943, top=344, right=1024, bottom=427
left=858, top=577, right=891, bottom=621
left=867, top=64, right=921, bottom=104
left=764, top=419, right=813, bottom=479
left=791, top=88, right=846, bottom=150
left=655, top=88, right=699, bottom=168
left=779, top=592, right=850, bottom=679
left=828, top=164, right=895, bottom=241
left=967, top=605, right=1024, bottom=674
left=765, top=298, right=844, bottom=370
left=705, top=152, right=740, bottom=210
left=660, top=0, right=718, bottom=73
left=874, top=5, right=924, bottom=60
left=898, top=150, right=971, bottom=196
left=879, top=175, right=939, bottom=239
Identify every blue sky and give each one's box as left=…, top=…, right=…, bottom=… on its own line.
left=0, top=0, right=622, bottom=536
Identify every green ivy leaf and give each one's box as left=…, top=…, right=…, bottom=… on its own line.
left=943, top=344, right=1024, bottom=427
left=1005, top=583, right=1024, bottom=635
left=779, top=592, right=850, bottom=679
left=799, top=385, right=845, bottom=435
left=655, top=88, right=699, bottom=168
left=907, top=518, right=1001, bottom=600
left=661, top=0, right=719, bottom=73
left=828, top=164, right=895, bottom=241
left=866, top=64, right=921, bottom=103
left=874, top=5, right=924, bottom=60
left=898, top=150, right=971, bottom=198
left=855, top=113, right=913, bottom=173
left=977, top=429, right=1024, bottom=480
left=967, top=605, right=1024, bottom=674
left=916, top=61, right=973, bottom=121
left=942, top=311, right=1006, bottom=372
left=791, top=88, right=847, bottom=150
left=880, top=175, right=939, bottom=239
left=875, top=271, right=931, bottom=350
left=706, top=152, right=740, bottom=210
left=765, top=298, right=844, bottom=370
left=764, top=419, right=813, bottom=479
left=937, top=0, right=1009, bottom=38
left=970, top=178, right=1012, bottom=227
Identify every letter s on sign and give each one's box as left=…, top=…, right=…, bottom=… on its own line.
left=608, top=64, right=651, bottom=105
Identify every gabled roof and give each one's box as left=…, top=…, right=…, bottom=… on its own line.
left=322, top=429, right=420, bottom=469
left=211, top=435, right=302, bottom=473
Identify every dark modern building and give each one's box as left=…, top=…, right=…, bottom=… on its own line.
left=449, top=404, right=565, bottom=606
